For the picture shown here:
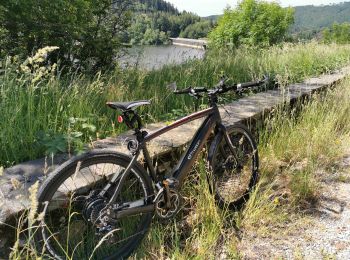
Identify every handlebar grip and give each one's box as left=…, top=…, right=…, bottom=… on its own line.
left=193, top=87, right=207, bottom=93
left=236, top=80, right=266, bottom=90
left=174, top=87, right=191, bottom=94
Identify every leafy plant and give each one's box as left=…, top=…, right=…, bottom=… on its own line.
left=37, top=117, right=97, bottom=156
left=323, top=22, right=350, bottom=44
left=66, top=117, right=97, bottom=154
left=37, top=131, right=67, bottom=156
left=0, top=0, right=132, bottom=70
left=209, top=0, right=294, bottom=48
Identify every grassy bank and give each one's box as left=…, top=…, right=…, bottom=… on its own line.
left=6, top=50, right=350, bottom=259
left=1, top=42, right=350, bottom=167
left=132, top=77, right=350, bottom=259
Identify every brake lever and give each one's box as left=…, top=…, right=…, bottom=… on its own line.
left=189, top=89, right=202, bottom=99
left=263, top=74, right=270, bottom=83
left=219, top=75, right=228, bottom=87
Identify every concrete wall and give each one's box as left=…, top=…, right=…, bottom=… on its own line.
left=170, top=37, right=207, bottom=49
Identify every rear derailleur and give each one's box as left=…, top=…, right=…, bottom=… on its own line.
left=82, top=191, right=116, bottom=238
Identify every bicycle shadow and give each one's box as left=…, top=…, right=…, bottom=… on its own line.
left=303, top=154, right=350, bottom=219
left=303, top=194, right=347, bottom=220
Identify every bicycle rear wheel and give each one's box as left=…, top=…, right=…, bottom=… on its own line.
left=210, top=123, right=259, bottom=208
left=35, top=150, right=154, bottom=260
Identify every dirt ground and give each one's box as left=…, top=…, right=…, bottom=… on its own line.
left=237, top=154, right=350, bottom=259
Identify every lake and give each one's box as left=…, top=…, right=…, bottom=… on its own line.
left=120, top=45, right=206, bottom=70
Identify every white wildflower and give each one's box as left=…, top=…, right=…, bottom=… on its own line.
left=31, top=46, right=59, bottom=64
left=20, top=46, right=59, bottom=84
left=28, top=181, right=39, bottom=224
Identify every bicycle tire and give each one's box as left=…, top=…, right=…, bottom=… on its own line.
left=35, top=150, right=154, bottom=260
left=209, top=123, right=259, bottom=209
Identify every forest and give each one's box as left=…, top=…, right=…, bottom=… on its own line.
left=292, top=2, right=350, bottom=34
left=127, top=0, right=213, bottom=45
left=2, top=0, right=350, bottom=62
left=0, top=0, right=213, bottom=68
left=128, top=0, right=350, bottom=44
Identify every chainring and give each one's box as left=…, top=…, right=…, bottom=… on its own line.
left=155, top=188, right=181, bottom=219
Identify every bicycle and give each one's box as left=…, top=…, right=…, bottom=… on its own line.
left=35, top=76, right=267, bottom=259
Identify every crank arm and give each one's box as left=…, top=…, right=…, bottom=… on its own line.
left=114, top=204, right=155, bottom=219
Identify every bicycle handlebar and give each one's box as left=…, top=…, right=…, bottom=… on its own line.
left=172, top=76, right=269, bottom=97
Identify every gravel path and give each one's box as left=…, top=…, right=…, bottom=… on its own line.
left=237, top=154, right=350, bottom=259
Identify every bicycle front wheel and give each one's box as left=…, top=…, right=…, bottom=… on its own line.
left=35, top=150, right=154, bottom=260
left=210, top=123, right=259, bottom=208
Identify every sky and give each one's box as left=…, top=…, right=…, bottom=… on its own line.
left=166, top=0, right=346, bottom=16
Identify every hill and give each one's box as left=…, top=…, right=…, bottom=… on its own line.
left=292, top=2, right=350, bottom=33
left=203, top=15, right=220, bottom=21
left=127, top=0, right=211, bottom=44
left=133, top=0, right=179, bottom=14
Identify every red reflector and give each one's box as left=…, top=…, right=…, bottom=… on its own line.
left=117, top=115, right=123, bottom=123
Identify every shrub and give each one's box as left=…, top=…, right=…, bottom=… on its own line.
left=209, top=0, right=294, bottom=48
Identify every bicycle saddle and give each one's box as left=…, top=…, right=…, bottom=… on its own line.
left=106, top=100, right=151, bottom=111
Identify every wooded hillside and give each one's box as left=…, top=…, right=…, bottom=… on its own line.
left=293, top=2, right=350, bottom=33
left=127, top=0, right=212, bottom=45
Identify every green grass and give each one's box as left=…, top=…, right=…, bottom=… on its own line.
left=132, top=78, right=350, bottom=259
left=241, top=77, right=350, bottom=233
left=1, top=42, right=350, bottom=167
left=7, top=77, right=350, bottom=259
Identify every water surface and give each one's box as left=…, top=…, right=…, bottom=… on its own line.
left=120, top=45, right=205, bottom=70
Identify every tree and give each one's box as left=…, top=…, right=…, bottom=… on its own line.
left=126, top=4, right=204, bottom=45
left=209, top=0, right=294, bottom=48
left=179, top=20, right=213, bottom=39
left=0, top=6, right=9, bottom=58
left=322, top=22, right=350, bottom=44
left=0, top=0, right=132, bottom=70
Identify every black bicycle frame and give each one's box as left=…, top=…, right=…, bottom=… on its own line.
left=143, top=106, right=220, bottom=185
left=98, top=77, right=267, bottom=218
left=104, top=103, right=228, bottom=214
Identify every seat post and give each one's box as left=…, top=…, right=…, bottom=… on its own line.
left=122, top=110, right=141, bottom=130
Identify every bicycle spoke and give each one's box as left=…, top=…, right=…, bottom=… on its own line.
left=38, top=154, right=153, bottom=259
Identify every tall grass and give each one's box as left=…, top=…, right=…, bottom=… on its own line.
left=241, top=77, right=350, bottom=233
left=7, top=78, right=350, bottom=259
left=133, top=160, right=237, bottom=259
left=133, top=79, right=350, bottom=259
left=1, top=42, right=350, bottom=167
